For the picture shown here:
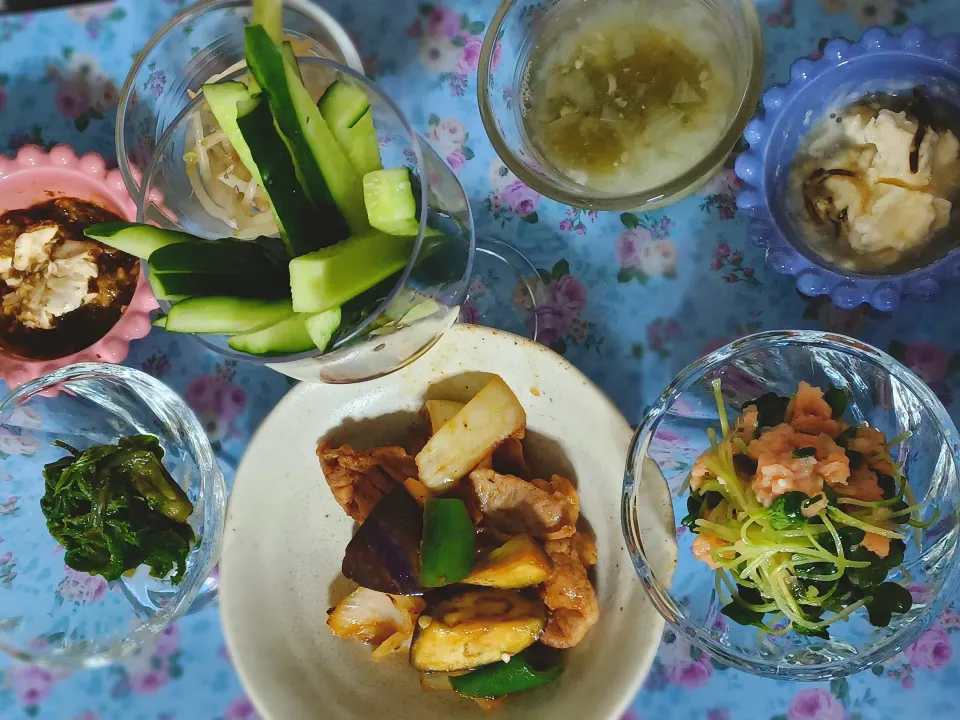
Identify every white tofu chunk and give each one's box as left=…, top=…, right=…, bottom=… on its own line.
left=12, top=224, right=59, bottom=271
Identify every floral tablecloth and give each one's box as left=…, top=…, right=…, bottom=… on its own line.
left=1, top=0, right=959, bottom=718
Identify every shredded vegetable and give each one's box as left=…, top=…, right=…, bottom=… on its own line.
left=684, top=380, right=930, bottom=638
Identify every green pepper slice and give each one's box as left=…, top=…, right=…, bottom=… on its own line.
left=450, top=653, right=563, bottom=699
left=420, top=498, right=475, bottom=587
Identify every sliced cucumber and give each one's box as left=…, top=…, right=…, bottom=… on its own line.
left=252, top=0, right=282, bottom=43
left=84, top=222, right=193, bottom=259
left=305, top=308, right=342, bottom=351
left=227, top=307, right=341, bottom=355
left=148, top=237, right=288, bottom=275
left=289, top=230, right=414, bottom=313
left=245, top=25, right=365, bottom=237
left=235, top=94, right=321, bottom=256
left=318, top=80, right=382, bottom=177
left=152, top=315, right=167, bottom=328
left=164, top=297, right=293, bottom=335
left=363, top=168, right=419, bottom=236
left=202, top=83, right=263, bottom=184
left=281, top=41, right=302, bottom=80
left=149, top=271, right=290, bottom=300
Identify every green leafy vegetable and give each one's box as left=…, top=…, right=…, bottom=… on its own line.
left=835, top=427, right=857, bottom=448
left=767, top=491, right=808, bottom=531
left=680, top=491, right=723, bottom=532
left=823, top=387, right=847, bottom=419
left=40, top=436, right=195, bottom=584
left=877, top=474, right=898, bottom=500
left=865, top=582, right=913, bottom=627
left=792, top=447, right=816, bottom=458
left=743, top=392, right=790, bottom=428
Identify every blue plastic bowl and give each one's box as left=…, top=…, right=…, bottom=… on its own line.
left=735, top=27, right=960, bottom=312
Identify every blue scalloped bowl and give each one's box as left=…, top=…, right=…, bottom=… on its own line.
left=735, top=27, right=960, bottom=311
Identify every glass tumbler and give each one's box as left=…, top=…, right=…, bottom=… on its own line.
left=0, top=364, right=225, bottom=669
left=622, top=330, right=960, bottom=679
left=116, top=0, right=363, bottom=204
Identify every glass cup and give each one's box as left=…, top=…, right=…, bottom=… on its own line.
left=478, top=0, right=764, bottom=211
left=0, top=363, right=225, bottom=669
left=622, top=330, right=960, bottom=679
left=116, top=0, right=363, bottom=204
left=137, top=57, right=541, bottom=383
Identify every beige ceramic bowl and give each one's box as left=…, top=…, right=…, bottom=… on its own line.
left=219, top=324, right=676, bottom=720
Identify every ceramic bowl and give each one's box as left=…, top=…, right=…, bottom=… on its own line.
left=0, top=144, right=157, bottom=391
left=736, top=27, right=960, bottom=312
left=219, top=324, right=676, bottom=720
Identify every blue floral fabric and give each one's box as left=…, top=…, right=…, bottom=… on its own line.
left=0, top=1, right=959, bottom=718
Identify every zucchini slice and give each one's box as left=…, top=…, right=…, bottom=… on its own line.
left=409, top=590, right=547, bottom=672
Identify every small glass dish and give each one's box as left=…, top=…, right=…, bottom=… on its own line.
left=139, top=57, right=543, bottom=383
left=478, top=0, right=764, bottom=211
left=622, top=330, right=960, bottom=680
left=115, top=0, right=363, bottom=205
left=0, top=363, right=225, bottom=669
left=736, top=27, right=960, bottom=312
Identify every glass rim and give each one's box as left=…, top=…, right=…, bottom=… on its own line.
left=477, top=0, right=766, bottom=211
left=137, top=56, right=472, bottom=366
left=0, top=362, right=226, bottom=668
left=115, top=0, right=363, bottom=203
left=621, top=329, right=960, bottom=680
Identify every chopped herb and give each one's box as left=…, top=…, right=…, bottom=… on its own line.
left=743, top=393, right=791, bottom=428
left=792, top=447, right=816, bottom=458
left=823, top=387, right=847, bottom=419
left=767, top=491, right=808, bottom=530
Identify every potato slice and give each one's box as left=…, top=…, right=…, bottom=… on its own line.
left=410, top=589, right=546, bottom=672
left=416, top=377, right=526, bottom=491
left=465, top=535, right=552, bottom=589
left=424, top=400, right=465, bottom=435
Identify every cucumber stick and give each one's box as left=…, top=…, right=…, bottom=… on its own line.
left=165, top=297, right=293, bottom=335
left=289, top=231, right=415, bottom=313
left=227, top=307, right=341, bottom=355
left=281, top=41, right=302, bottom=80
left=363, top=168, right=419, bottom=236
left=202, top=82, right=264, bottom=187
left=149, top=272, right=290, bottom=300
left=236, top=94, right=322, bottom=256
left=317, top=80, right=382, bottom=177
left=252, top=0, right=282, bottom=43
left=84, top=222, right=193, bottom=259
left=244, top=25, right=366, bottom=238
left=148, top=237, right=287, bottom=275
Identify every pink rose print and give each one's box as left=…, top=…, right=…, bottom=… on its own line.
left=0, top=427, right=40, bottom=456
left=154, top=623, right=180, bottom=658
left=552, top=275, right=587, bottom=317
left=535, top=303, right=570, bottom=347
left=11, top=665, right=58, bottom=707
left=458, top=36, right=484, bottom=73
left=664, top=652, right=713, bottom=689
left=57, top=566, right=107, bottom=604
left=55, top=81, right=91, bottom=119
left=615, top=228, right=654, bottom=268
left=904, top=342, right=950, bottom=384
left=426, top=6, right=461, bottom=39
left=128, top=667, right=169, bottom=695
left=446, top=148, right=466, bottom=172
left=787, top=688, right=847, bottom=720
left=499, top=180, right=540, bottom=218
left=905, top=626, right=952, bottom=670
left=637, top=241, right=678, bottom=277
left=225, top=695, right=263, bottom=720
left=426, top=117, right=467, bottom=154
left=184, top=374, right=246, bottom=444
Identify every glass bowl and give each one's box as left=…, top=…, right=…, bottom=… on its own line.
left=736, top=27, right=960, bottom=312
left=116, top=0, right=363, bottom=204
left=622, top=330, right=960, bottom=680
left=478, top=0, right=764, bottom=212
left=0, top=363, right=225, bottom=669
left=138, top=57, right=474, bottom=384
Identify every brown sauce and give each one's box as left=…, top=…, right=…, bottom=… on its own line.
left=0, top=198, right=139, bottom=360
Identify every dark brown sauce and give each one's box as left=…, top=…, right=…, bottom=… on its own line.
left=0, top=198, right=139, bottom=360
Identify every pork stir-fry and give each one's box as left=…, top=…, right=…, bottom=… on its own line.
left=319, top=376, right=599, bottom=706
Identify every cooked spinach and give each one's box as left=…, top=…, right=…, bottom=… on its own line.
left=40, top=435, right=195, bottom=584
left=823, top=387, right=847, bottom=419
left=743, top=392, right=791, bottom=428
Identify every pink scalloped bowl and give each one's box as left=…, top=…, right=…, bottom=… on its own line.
left=0, top=144, right=158, bottom=392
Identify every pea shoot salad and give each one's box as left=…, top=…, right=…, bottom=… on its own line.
left=683, top=381, right=937, bottom=638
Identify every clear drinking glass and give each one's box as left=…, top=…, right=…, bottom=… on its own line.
left=622, top=330, right=960, bottom=680
left=478, top=0, right=764, bottom=211
left=138, top=58, right=473, bottom=383
left=0, top=364, right=225, bottom=669
left=115, top=0, right=363, bottom=204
